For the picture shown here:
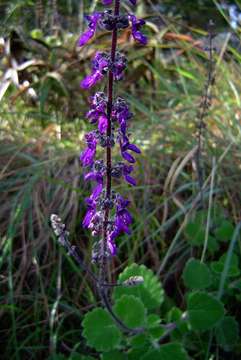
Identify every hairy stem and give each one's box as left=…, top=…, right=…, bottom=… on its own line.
left=196, top=19, right=215, bottom=206
left=100, top=0, right=120, bottom=284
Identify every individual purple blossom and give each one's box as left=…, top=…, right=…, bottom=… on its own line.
left=80, top=132, right=97, bottom=166
left=81, top=70, right=103, bottom=89
left=123, top=164, right=136, bottom=186
left=78, top=13, right=101, bottom=47
left=129, top=14, right=147, bottom=45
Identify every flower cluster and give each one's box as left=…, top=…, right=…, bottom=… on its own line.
left=79, top=0, right=147, bottom=263
left=78, top=8, right=147, bottom=48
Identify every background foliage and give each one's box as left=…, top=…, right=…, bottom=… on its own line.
left=0, top=0, right=241, bottom=359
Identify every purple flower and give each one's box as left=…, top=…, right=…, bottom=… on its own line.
left=81, top=52, right=111, bottom=89
left=83, top=205, right=96, bottom=228
left=122, top=141, right=141, bottom=154
left=112, top=52, right=127, bottom=80
left=123, top=164, right=136, bottom=186
left=80, top=132, right=97, bottom=166
left=112, top=97, right=132, bottom=135
left=98, top=114, right=108, bottom=134
left=129, top=14, right=147, bottom=45
left=81, top=70, right=103, bottom=89
left=78, top=13, right=101, bottom=47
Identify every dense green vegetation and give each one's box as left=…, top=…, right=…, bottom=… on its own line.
left=0, top=1, right=241, bottom=359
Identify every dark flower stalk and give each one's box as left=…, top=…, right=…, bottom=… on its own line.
left=101, top=0, right=120, bottom=284
left=196, top=20, right=215, bottom=206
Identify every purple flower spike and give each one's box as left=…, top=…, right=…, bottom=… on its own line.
left=81, top=70, right=103, bottom=89
left=78, top=13, right=101, bottom=47
left=129, top=14, right=147, bottom=45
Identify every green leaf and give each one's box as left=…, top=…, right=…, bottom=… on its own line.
left=215, top=316, right=239, bottom=349
left=140, top=343, right=189, bottom=360
left=127, top=346, right=150, bottom=360
left=113, top=263, right=164, bottom=310
left=113, top=295, right=146, bottom=328
left=183, top=258, right=212, bottom=289
left=215, top=220, right=234, bottom=242
left=129, top=333, right=149, bottom=348
left=82, top=308, right=122, bottom=352
left=187, top=292, right=224, bottom=331
left=211, top=254, right=240, bottom=277
left=167, top=307, right=189, bottom=335
left=146, top=314, right=165, bottom=339
left=101, top=351, right=127, bottom=360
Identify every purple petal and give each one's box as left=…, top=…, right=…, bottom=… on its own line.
left=81, top=70, right=103, bottom=89
left=84, top=171, right=96, bottom=181
left=83, top=209, right=95, bottom=228
left=98, top=114, right=108, bottom=134
left=124, top=175, right=136, bottom=186
left=78, top=29, right=95, bottom=47
left=90, top=183, right=103, bottom=200
left=121, top=151, right=136, bottom=163
left=129, top=0, right=137, bottom=4
left=78, top=13, right=101, bottom=47
left=80, top=147, right=96, bottom=167
left=129, top=14, right=147, bottom=45
left=127, top=143, right=141, bottom=154
left=86, top=109, right=99, bottom=123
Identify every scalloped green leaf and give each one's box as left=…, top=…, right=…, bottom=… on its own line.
left=82, top=308, right=121, bottom=352
left=215, top=220, right=234, bottom=242
left=129, top=333, right=149, bottom=348
left=183, top=258, right=212, bottom=289
left=114, top=295, right=146, bottom=328
left=140, top=343, right=189, bottom=360
left=113, top=263, right=164, bottom=310
left=215, top=316, right=239, bottom=349
left=187, top=292, right=224, bottom=331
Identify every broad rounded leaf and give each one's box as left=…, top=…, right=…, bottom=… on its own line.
left=113, top=263, right=164, bottom=310
left=114, top=295, right=146, bottom=328
left=82, top=308, right=121, bottom=352
left=140, top=343, right=189, bottom=360
left=215, top=316, right=239, bottom=349
left=183, top=258, right=212, bottom=289
left=129, top=333, right=149, bottom=348
left=187, top=292, right=224, bottom=331
left=215, top=220, right=234, bottom=242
